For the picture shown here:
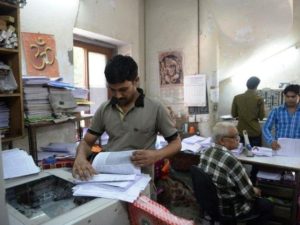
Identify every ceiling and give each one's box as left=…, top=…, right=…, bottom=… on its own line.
left=209, top=0, right=293, bottom=44
left=205, top=0, right=294, bottom=80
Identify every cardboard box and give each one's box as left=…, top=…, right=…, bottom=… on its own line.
left=128, top=195, right=195, bottom=225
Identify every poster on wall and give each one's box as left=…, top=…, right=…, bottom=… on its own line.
left=159, top=51, right=183, bottom=86
left=184, top=74, right=206, bottom=106
left=21, top=32, right=59, bottom=77
left=159, top=51, right=185, bottom=114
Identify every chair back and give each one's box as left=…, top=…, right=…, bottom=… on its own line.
left=190, top=165, right=221, bottom=220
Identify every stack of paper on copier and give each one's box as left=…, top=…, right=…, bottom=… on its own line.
left=72, top=150, right=151, bottom=203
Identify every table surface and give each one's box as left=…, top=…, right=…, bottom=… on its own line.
left=237, top=154, right=300, bottom=171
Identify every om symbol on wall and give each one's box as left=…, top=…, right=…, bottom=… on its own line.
left=22, top=32, right=59, bottom=77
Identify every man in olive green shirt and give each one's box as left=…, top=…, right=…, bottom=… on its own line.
left=73, top=55, right=181, bottom=181
left=231, top=76, right=265, bottom=147
left=231, top=77, right=265, bottom=184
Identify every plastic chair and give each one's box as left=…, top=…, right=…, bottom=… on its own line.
left=190, top=165, right=259, bottom=225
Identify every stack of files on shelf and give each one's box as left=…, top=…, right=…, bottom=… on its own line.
left=23, top=76, right=54, bottom=122
left=22, top=76, right=50, bottom=85
left=181, top=135, right=212, bottom=153
left=48, top=82, right=91, bottom=113
left=47, top=80, right=75, bottom=89
left=72, top=150, right=151, bottom=203
left=257, top=171, right=282, bottom=181
left=38, top=142, right=78, bottom=160
left=2, top=148, right=40, bottom=179
left=0, top=101, right=9, bottom=137
left=72, top=87, right=91, bottom=113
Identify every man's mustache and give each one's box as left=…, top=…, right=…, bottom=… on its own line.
left=112, top=97, right=126, bottom=104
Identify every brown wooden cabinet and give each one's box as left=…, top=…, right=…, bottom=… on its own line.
left=0, top=1, right=24, bottom=143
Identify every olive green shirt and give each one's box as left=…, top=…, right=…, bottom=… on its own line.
left=88, top=88, right=177, bottom=151
left=231, top=90, right=265, bottom=137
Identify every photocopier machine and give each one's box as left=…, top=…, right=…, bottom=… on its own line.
left=1, top=167, right=130, bottom=225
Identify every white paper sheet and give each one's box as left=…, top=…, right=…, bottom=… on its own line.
left=2, top=148, right=40, bottom=179
left=73, top=150, right=150, bottom=202
left=184, top=74, right=206, bottom=106
left=92, top=150, right=141, bottom=175
left=277, top=138, right=300, bottom=157
left=73, top=174, right=151, bottom=203
left=257, top=171, right=281, bottom=181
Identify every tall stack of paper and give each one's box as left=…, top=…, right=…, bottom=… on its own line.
left=72, top=150, right=151, bottom=203
left=23, top=76, right=53, bottom=122
left=1, top=148, right=40, bottom=179
left=0, top=101, right=9, bottom=137
left=71, top=87, right=91, bottom=113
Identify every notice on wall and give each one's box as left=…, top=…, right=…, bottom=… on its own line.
left=184, top=74, right=206, bottom=106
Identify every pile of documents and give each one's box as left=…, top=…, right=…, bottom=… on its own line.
left=23, top=76, right=53, bottom=122
left=0, top=101, right=9, bottom=137
left=181, top=135, right=212, bottom=153
left=251, top=146, right=273, bottom=157
left=72, top=150, right=151, bottom=203
left=38, top=142, right=78, bottom=161
left=2, top=148, right=40, bottom=179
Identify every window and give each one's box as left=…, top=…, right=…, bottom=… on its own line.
left=73, top=40, right=114, bottom=114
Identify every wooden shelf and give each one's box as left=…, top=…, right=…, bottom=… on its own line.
left=0, top=1, right=24, bottom=146
left=0, top=1, right=18, bottom=9
left=0, top=47, right=19, bottom=54
left=26, top=115, right=93, bottom=162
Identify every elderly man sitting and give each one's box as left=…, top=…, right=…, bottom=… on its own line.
left=198, top=121, right=273, bottom=225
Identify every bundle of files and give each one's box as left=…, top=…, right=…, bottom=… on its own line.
left=38, top=142, right=78, bottom=161
left=71, top=87, right=91, bottom=113
left=23, top=76, right=53, bottom=122
left=47, top=80, right=91, bottom=113
left=181, top=135, right=212, bottom=153
left=72, top=150, right=151, bottom=203
left=0, top=101, right=9, bottom=137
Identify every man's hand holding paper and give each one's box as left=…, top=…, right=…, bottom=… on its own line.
left=131, top=149, right=159, bottom=167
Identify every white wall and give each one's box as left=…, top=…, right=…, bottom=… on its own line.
left=20, top=0, right=79, bottom=83
left=75, top=0, right=145, bottom=88
left=218, top=0, right=300, bottom=116
left=145, top=0, right=198, bottom=114
left=13, top=0, right=300, bottom=148
left=14, top=0, right=145, bottom=151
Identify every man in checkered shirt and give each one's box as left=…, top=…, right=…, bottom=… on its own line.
left=199, top=122, right=273, bottom=225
